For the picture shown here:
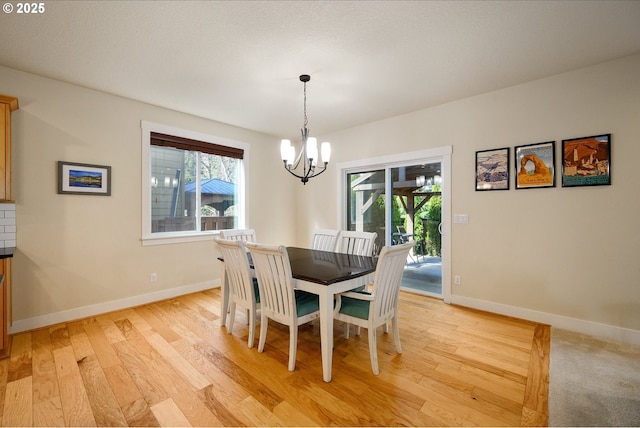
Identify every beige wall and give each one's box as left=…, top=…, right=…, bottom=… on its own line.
left=2, top=53, right=639, bottom=344
left=298, top=54, right=640, bottom=343
left=1, top=65, right=295, bottom=330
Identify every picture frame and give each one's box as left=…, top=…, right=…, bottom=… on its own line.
left=561, top=133, right=611, bottom=187
left=475, top=147, right=510, bottom=191
left=515, top=141, right=556, bottom=189
left=57, top=161, right=112, bottom=195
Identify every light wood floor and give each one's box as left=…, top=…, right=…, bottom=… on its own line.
left=0, top=288, right=549, bottom=426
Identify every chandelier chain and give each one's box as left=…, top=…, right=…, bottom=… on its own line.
left=303, top=80, right=308, bottom=130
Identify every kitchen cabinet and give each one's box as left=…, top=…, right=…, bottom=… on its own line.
left=0, top=95, right=18, bottom=359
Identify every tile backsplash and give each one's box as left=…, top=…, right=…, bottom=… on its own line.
left=0, top=203, right=16, bottom=248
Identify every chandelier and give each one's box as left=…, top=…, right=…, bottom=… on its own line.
left=280, top=74, right=331, bottom=185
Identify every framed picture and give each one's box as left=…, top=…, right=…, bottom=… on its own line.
left=515, top=141, right=556, bottom=189
left=561, top=134, right=611, bottom=187
left=475, top=147, right=510, bottom=191
left=57, top=161, right=112, bottom=195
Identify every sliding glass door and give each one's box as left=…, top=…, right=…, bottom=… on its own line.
left=390, top=163, right=442, bottom=296
left=340, top=147, right=450, bottom=300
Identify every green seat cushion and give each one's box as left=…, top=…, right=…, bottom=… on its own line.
left=294, top=290, right=320, bottom=317
left=338, top=291, right=372, bottom=320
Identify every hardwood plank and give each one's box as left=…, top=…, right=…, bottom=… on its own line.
left=121, top=397, right=159, bottom=427
left=111, top=308, right=153, bottom=334
left=31, top=328, right=60, bottom=412
left=6, top=353, right=31, bottom=383
left=143, top=331, right=210, bottom=390
left=83, top=319, right=122, bottom=369
left=97, top=315, right=128, bottom=344
left=133, top=306, right=182, bottom=343
left=76, top=356, right=128, bottom=426
left=272, top=400, right=318, bottom=426
left=49, top=325, right=71, bottom=350
left=236, top=395, right=283, bottom=427
left=9, top=332, right=30, bottom=356
left=521, top=323, right=550, bottom=426
left=150, top=398, right=192, bottom=427
left=33, top=397, right=65, bottom=427
left=2, top=376, right=32, bottom=426
left=111, top=339, right=169, bottom=407
left=52, top=346, right=96, bottom=426
left=196, top=384, right=250, bottom=427
left=103, top=363, right=144, bottom=408
left=0, top=359, right=7, bottom=421
left=123, top=330, right=221, bottom=427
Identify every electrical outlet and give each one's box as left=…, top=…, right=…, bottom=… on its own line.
left=454, top=275, right=461, bottom=285
left=150, top=273, right=158, bottom=283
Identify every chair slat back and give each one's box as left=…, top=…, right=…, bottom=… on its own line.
left=214, top=238, right=255, bottom=305
left=245, top=243, right=295, bottom=325
left=220, top=228, right=256, bottom=243
left=335, top=230, right=377, bottom=256
left=371, top=242, right=413, bottom=321
left=311, top=229, right=341, bottom=251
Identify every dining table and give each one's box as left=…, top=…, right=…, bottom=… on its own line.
left=218, top=246, right=378, bottom=382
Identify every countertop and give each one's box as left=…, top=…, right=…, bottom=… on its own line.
left=0, top=247, right=14, bottom=259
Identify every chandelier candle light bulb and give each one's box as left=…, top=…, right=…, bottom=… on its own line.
left=280, top=74, right=331, bottom=184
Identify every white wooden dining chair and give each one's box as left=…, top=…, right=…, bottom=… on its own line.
left=218, top=228, right=256, bottom=325
left=333, top=241, right=413, bottom=375
left=245, top=242, right=320, bottom=372
left=214, top=238, right=260, bottom=348
left=311, top=229, right=341, bottom=251
left=334, top=230, right=378, bottom=331
left=334, top=230, right=377, bottom=256
left=220, top=228, right=257, bottom=243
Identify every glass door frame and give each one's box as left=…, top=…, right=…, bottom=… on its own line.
left=336, top=146, right=452, bottom=303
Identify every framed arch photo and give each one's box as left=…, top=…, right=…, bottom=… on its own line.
left=515, top=141, right=556, bottom=189
left=561, top=134, right=611, bottom=187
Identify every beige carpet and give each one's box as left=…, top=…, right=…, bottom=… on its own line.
left=549, top=328, right=640, bottom=427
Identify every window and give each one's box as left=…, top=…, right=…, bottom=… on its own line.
left=141, top=121, right=249, bottom=245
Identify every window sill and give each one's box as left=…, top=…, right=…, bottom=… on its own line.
left=141, top=231, right=219, bottom=246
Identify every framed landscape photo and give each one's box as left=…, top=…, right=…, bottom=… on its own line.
left=515, top=141, right=556, bottom=189
left=475, top=147, right=510, bottom=191
left=561, top=134, right=611, bottom=187
left=58, top=161, right=112, bottom=195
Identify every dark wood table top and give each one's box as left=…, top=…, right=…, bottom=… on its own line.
left=218, top=246, right=377, bottom=286
left=286, top=247, right=377, bottom=286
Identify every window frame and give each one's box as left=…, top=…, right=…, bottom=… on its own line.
left=141, top=121, right=249, bottom=246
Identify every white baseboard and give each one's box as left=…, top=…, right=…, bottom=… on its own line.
left=11, top=283, right=638, bottom=347
left=450, top=295, right=640, bottom=347
left=9, top=279, right=221, bottom=334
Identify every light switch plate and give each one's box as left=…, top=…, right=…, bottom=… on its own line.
left=454, top=214, right=469, bottom=224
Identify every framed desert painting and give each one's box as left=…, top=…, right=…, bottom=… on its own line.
left=475, top=147, right=509, bottom=191
left=515, top=141, right=556, bottom=189
left=561, top=134, right=611, bottom=187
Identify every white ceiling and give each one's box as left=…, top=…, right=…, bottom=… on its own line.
left=1, top=1, right=639, bottom=139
